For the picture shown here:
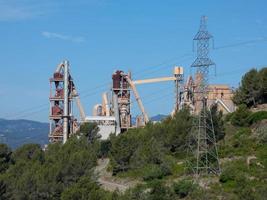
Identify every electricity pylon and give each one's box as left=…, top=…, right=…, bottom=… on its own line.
left=187, top=16, right=220, bottom=178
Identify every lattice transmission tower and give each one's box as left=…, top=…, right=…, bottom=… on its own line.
left=187, top=16, right=220, bottom=178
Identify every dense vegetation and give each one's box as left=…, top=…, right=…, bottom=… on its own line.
left=0, top=68, right=267, bottom=199
left=0, top=138, right=110, bottom=199
left=233, top=67, right=267, bottom=107
left=109, top=108, right=192, bottom=178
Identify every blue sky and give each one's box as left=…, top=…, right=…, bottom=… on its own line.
left=0, top=0, right=267, bottom=122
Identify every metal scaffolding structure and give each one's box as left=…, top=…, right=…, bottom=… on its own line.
left=173, top=67, right=184, bottom=113
left=187, top=16, right=221, bottom=178
left=112, top=71, right=132, bottom=132
left=110, top=67, right=184, bottom=133
left=49, top=61, right=79, bottom=143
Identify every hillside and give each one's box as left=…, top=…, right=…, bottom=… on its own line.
left=0, top=118, right=49, bottom=149
left=131, top=114, right=167, bottom=125
left=0, top=106, right=266, bottom=200
left=0, top=115, right=165, bottom=149
left=150, top=114, right=167, bottom=122
left=0, top=68, right=266, bottom=199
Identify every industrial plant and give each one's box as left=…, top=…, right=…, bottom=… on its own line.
left=48, top=16, right=235, bottom=148
left=2, top=0, right=267, bottom=198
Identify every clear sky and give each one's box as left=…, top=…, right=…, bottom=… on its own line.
left=0, top=0, right=267, bottom=122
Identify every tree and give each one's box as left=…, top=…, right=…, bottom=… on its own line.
left=147, top=180, right=174, bottom=200
left=11, top=143, right=44, bottom=163
left=164, top=108, right=192, bottom=153
left=110, top=131, right=139, bottom=173
left=210, top=104, right=225, bottom=141
left=99, top=140, right=111, bottom=158
left=0, top=144, right=11, bottom=173
left=0, top=176, right=8, bottom=200
left=259, top=67, right=267, bottom=103
left=61, top=176, right=111, bottom=200
left=233, top=68, right=264, bottom=107
left=173, top=179, right=196, bottom=198
left=79, top=122, right=100, bottom=143
left=230, top=104, right=251, bottom=126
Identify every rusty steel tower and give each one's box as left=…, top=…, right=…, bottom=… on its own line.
left=112, top=71, right=132, bottom=133
left=188, top=16, right=220, bottom=177
left=49, top=61, right=79, bottom=143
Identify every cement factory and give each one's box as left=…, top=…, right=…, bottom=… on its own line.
left=48, top=63, right=235, bottom=143
left=48, top=16, right=235, bottom=144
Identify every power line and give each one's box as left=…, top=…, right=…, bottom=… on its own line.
left=14, top=106, right=49, bottom=120
left=131, top=85, right=173, bottom=106
left=3, top=103, right=48, bottom=118
left=214, top=37, right=267, bottom=50
left=3, top=37, right=267, bottom=120
left=133, top=53, right=194, bottom=79
left=131, top=88, right=175, bottom=114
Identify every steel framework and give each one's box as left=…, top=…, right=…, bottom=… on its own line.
left=173, top=67, right=184, bottom=112
left=49, top=61, right=80, bottom=143
left=187, top=16, right=220, bottom=178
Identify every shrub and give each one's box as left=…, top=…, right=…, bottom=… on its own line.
left=0, top=144, right=11, bottom=173
left=11, top=143, right=44, bottom=163
left=159, top=162, right=172, bottom=177
left=142, top=165, right=165, bottom=181
left=173, top=179, right=195, bottom=198
left=210, top=104, right=225, bottom=141
left=219, top=167, right=236, bottom=183
left=99, top=140, right=111, bottom=158
left=224, top=112, right=233, bottom=122
left=256, top=125, right=267, bottom=144
left=61, top=175, right=111, bottom=200
left=231, top=128, right=254, bottom=154
left=219, top=160, right=248, bottom=191
left=230, top=104, right=251, bottom=126
left=148, top=180, right=174, bottom=200
left=247, top=111, right=267, bottom=125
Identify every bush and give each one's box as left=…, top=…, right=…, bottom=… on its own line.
left=0, top=137, right=99, bottom=199
left=61, top=176, right=111, bottom=200
left=99, top=140, right=111, bottom=158
left=148, top=180, right=174, bottom=200
left=219, top=167, right=236, bottom=183
left=78, top=122, right=100, bottom=143
left=224, top=112, right=233, bottom=122
left=256, top=125, right=267, bottom=144
left=173, top=179, right=195, bottom=198
left=0, top=144, right=11, bottom=173
left=11, top=143, right=44, bottom=163
left=230, top=104, right=251, bottom=126
left=210, top=104, right=225, bottom=141
left=230, top=128, right=255, bottom=155
left=219, top=160, right=248, bottom=191
left=159, top=162, right=172, bottom=177
left=142, top=164, right=166, bottom=181
left=247, top=111, right=267, bottom=125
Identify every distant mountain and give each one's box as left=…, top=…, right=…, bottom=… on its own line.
left=131, top=114, right=168, bottom=124
left=150, top=114, right=168, bottom=122
left=0, top=118, right=49, bottom=149
left=0, top=115, right=168, bottom=149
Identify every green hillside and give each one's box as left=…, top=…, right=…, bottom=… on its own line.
left=0, top=68, right=266, bottom=200
left=0, top=119, right=49, bottom=149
